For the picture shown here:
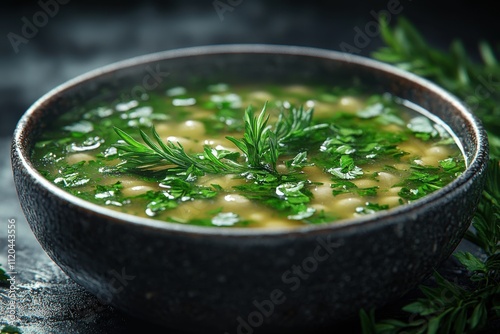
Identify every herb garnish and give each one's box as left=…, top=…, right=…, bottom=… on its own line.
left=53, top=161, right=91, bottom=188
left=0, top=325, right=22, bottom=334
left=360, top=17, right=500, bottom=333
left=361, top=160, right=500, bottom=333
left=111, top=90, right=462, bottom=225
left=373, top=17, right=500, bottom=158
left=114, top=125, right=246, bottom=175
left=0, top=264, right=10, bottom=287
left=397, top=158, right=465, bottom=201
left=114, top=104, right=326, bottom=223
left=115, top=104, right=326, bottom=177
left=115, top=104, right=284, bottom=176
left=139, top=178, right=219, bottom=217
left=225, top=103, right=280, bottom=174
left=331, top=181, right=378, bottom=197
left=33, top=76, right=464, bottom=227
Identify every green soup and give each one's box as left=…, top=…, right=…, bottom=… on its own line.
left=32, top=84, right=465, bottom=228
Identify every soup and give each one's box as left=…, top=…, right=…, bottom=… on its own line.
left=32, top=84, right=465, bottom=228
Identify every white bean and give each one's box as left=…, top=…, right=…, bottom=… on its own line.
left=377, top=196, right=401, bottom=207
left=425, top=146, right=451, bottom=160
left=311, top=101, right=333, bottom=117
left=198, top=174, right=245, bottom=188
left=219, top=194, right=250, bottom=210
left=284, top=85, right=313, bottom=95
left=66, top=153, right=95, bottom=165
left=203, top=139, right=239, bottom=152
left=311, top=183, right=334, bottom=202
left=154, top=123, right=172, bottom=137
left=276, top=164, right=288, bottom=174
left=332, top=197, right=364, bottom=213
left=352, top=179, right=378, bottom=188
left=178, top=120, right=205, bottom=139
left=165, top=136, right=199, bottom=152
left=420, top=155, right=440, bottom=167
left=155, top=120, right=205, bottom=140
left=377, top=172, right=400, bottom=188
left=264, top=219, right=301, bottom=229
left=122, top=185, right=156, bottom=197
left=247, top=91, right=274, bottom=101
left=398, top=142, right=425, bottom=157
left=338, top=96, right=364, bottom=112
left=387, top=186, right=403, bottom=195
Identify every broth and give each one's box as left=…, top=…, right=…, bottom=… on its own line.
left=32, top=84, right=465, bottom=228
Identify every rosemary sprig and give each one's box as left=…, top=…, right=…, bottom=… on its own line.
left=226, top=103, right=279, bottom=174
left=113, top=103, right=333, bottom=220
left=114, top=103, right=322, bottom=179
left=360, top=272, right=500, bottom=333
left=466, top=160, right=500, bottom=258
left=274, top=105, right=329, bottom=151
left=115, top=125, right=246, bottom=175
left=361, top=17, right=500, bottom=333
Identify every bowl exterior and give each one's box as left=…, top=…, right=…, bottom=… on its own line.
left=11, top=45, right=488, bottom=333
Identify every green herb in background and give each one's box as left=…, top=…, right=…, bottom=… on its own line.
left=360, top=17, right=500, bottom=334
left=0, top=268, right=20, bottom=333
left=0, top=264, right=10, bottom=286
left=373, top=16, right=500, bottom=159
left=0, top=325, right=22, bottom=334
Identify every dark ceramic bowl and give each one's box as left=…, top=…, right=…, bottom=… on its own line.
left=11, top=45, right=488, bottom=333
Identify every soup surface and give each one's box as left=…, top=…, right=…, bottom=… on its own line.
left=32, top=84, right=465, bottom=228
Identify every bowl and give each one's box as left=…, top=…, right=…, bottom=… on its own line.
left=11, top=45, right=488, bottom=333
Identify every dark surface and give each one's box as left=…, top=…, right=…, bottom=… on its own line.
left=1, top=1, right=499, bottom=333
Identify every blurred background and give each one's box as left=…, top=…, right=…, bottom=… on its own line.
left=0, top=0, right=498, bottom=332
left=0, top=0, right=497, bottom=136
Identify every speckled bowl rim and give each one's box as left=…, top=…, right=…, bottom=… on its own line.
left=12, top=44, right=489, bottom=237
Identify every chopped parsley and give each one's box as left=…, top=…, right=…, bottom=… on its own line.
left=31, top=84, right=465, bottom=227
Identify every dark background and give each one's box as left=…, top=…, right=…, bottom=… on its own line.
left=1, top=1, right=499, bottom=333
left=1, top=0, right=498, bottom=136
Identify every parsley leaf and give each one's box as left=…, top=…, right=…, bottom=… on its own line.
left=139, top=178, right=219, bottom=217
left=355, top=202, right=389, bottom=215
left=331, top=180, right=378, bottom=197
left=397, top=159, right=465, bottom=201
left=53, top=161, right=91, bottom=188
